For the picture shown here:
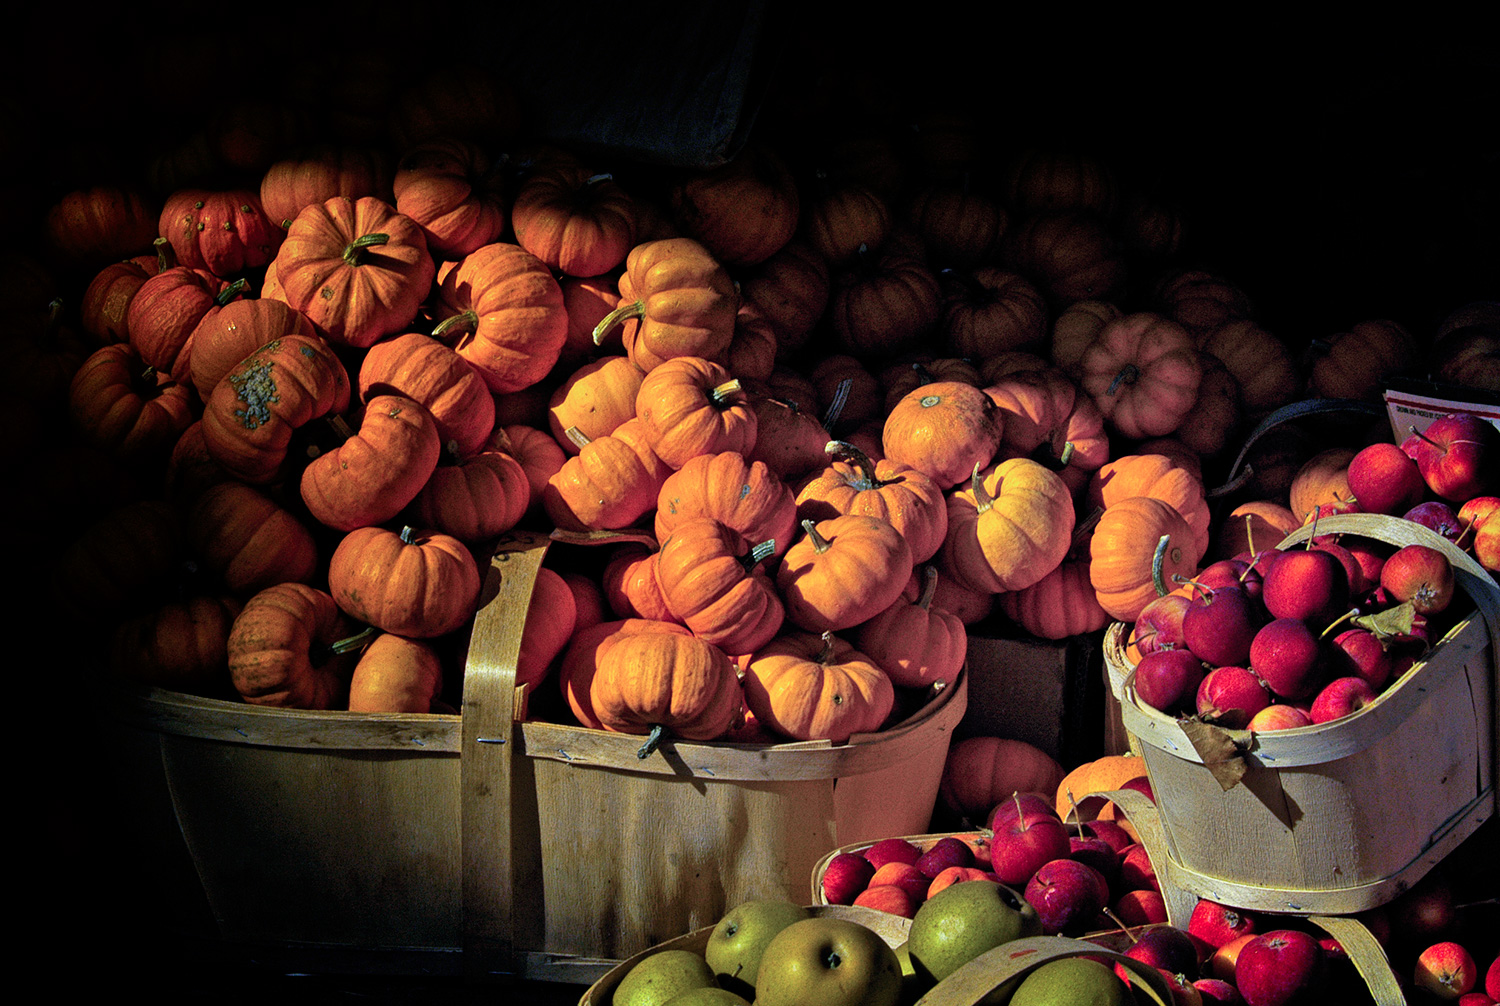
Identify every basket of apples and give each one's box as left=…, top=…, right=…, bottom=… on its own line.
left=1117, top=511, right=1499, bottom=918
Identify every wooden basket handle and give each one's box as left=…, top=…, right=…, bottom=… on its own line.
left=459, top=529, right=552, bottom=980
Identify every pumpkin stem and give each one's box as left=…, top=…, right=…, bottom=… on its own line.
left=825, top=440, right=881, bottom=490
left=821, top=378, right=851, bottom=431
left=399, top=525, right=419, bottom=546
left=431, top=310, right=479, bottom=348
left=816, top=630, right=837, bottom=664
left=593, top=299, right=646, bottom=345
left=153, top=236, right=176, bottom=271
left=969, top=462, right=994, bottom=514
left=216, top=277, right=249, bottom=307
left=800, top=518, right=832, bottom=555
left=585, top=172, right=614, bottom=187
left=1106, top=363, right=1140, bottom=397
left=563, top=425, right=592, bottom=449
left=709, top=378, right=745, bottom=407
left=744, top=539, right=777, bottom=571
left=343, top=232, right=390, bottom=265
left=636, top=723, right=666, bottom=759
left=916, top=564, right=938, bottom=610
left=912, top=362, right=937, bottom=386
left=327, top=624, right=380, bottom=656
left=1056, top=441, right=1075, bottom=468
left=1150, top=533, right=1176, bottom=598
left=325, top=413, right=356, bottom=443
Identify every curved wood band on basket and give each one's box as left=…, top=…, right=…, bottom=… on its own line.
left=1208, top=397, right=1386, bottom=498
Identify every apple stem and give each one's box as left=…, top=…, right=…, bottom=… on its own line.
left=1171, top=575, right=1212, bottom=600
left=1101, top=906, right=1137, bottom=942
left=1320, top=607, right=1362, bottom=639
left=1408, top=424, right=1441, bottom=450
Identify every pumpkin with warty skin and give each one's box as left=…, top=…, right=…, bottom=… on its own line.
left=200, top=334, right=352, bottom=485
left=512, top=162, right=638, bottom=277
left=157, top=189, right=283, bottom=278
left=1078, top=311, right=1202, bottom=440
left=1088, top=496, right=1202, bottom=622
left=81, top=246, right=165, bottom=344
left=856, top=565, right=966, bottom=689
left=654, top=516, right=785, bottom=656
left=392, top=136, right=507, bottom=260
left=589, top=630, right=743, bottom=754
left=348, top=633, right=444, bottom=713
left=776, top=514, right=913, bottom=632
left=742, top=630, right=895, bottom=744
left=326, top=525, right=481, bottom=639
left=795, top=440, right=948, bottom=565
left=269, top=195, right=436, bottom=349
left=432, top=240, right=568, bottom=394
left=883, top=380, right=1004, bottom=490
left=227, top=582, right=356, bottom=709
left=300, top=394, right=442, bottom=532
left=940, top=458, right=1075, bottom=595
left=189, top=297, right=319, bottom=402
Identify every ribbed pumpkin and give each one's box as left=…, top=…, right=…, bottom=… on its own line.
left=996, top=557, right=1108, bottom=640
left=669, top=142, right=799, bottom=267
left=1001, top=210, right=1124, bottom=305
left=589, top=630, right=743, bottom=755
left=855, top=565, right=966, bottom=688
left=157, top=189, right=283, bottom=278
left=940, top=267, right=1048, bottom=359
left=432, top=240, right=568, bottom=394
left=940, top=458, right=1075, bottom=594
left=1086, top=454, right=1211, bottom=562
left=348, top=633, right=445, bottom=713
left=1088, top=496, right=1202, bottom=622
left=742, top=630, right=895, bottom=743
left=81, top=246, right=164, bottom=344
left=408, top=445, right=530, bottom=544
left=906, top=180, right=1008, bottom=269
left=738, top=238, right=830, bottom=357
left=358, top=331, right=495, bottom=458
left=391, top=136, right=506, bottom=260
left=601, top=545, right=680, bottom=623
left=300, top=395, right=441, bottom=532
left=985, top=366, right=1109, bottom=495
left=776, top=514, right=913, bottom=632
left=511, top=163, right=637, bottom=277
left=326, top=525, right=480, bottom=638
left=1049, top=299, right=1121, bottom=376
left=126, top=265, right=231, bottom=382
left=186, top=480, right=319, bottom=596
left=593, top=237, right=737, bottom=372
left=939, top=736, right=1067, bottom=822
left=557, top=618, right=693, bottom=729
left=110, top=594, right=241, bottom=697
left=882, top=380, right=1004, bottom=490
left=258, top=143, right=394, bottom=229
left=634, top=355, right=758, bottom=469
left=67, top=342, right=196, bottom=464
left=1306, top=319, right=1418, bottom=402
left=547, top=354, right=645, bottom=453
left=542, top=417, right=673, bottom=533
left=803, top=182, right=892, bottom=268
left=654, top=517, right=785, bottom=656
left=828, top=246, right=941, bottom=357
left=1288, top=446, right=1358, bottom=523
left=654, top=450, right=797, bottom=558
left=1078, top=312, right=1202, bottom=440
left=269, top=195, right=436, bottom=349
left=189, top=297, right=318, bottom=402
left=226, top=582, right=356, bottom=709
left=1196, top=319, right=1299, bottom=416
left=794, top=440, right=948, bottom=565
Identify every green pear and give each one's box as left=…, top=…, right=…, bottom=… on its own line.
left=660, top=988, right=752, bottom=1006
left=703, top=899, right=811, bottom=998
left=906, top=879, right=1042, bottom=986
left=612, top=949, right=718, bottom=1006
left=1006, top=956, right=1134, bottom=1005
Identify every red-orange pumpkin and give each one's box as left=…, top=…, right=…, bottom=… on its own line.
left=512, top=163, right=638, bottom=278
left=742, top=630, right=895, bottom=743
left=326, top=525, right=480, bottom=638
left=776, top=514, right=913, bottom=632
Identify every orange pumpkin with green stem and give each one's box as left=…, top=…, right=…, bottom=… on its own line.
left=654, top=450, right=797, bottom=558
left=326, top=525, right=480, bottom=639
left=855, top=565, right=966, bottom=689
left=654, top=517, right=785, bottom=657
left=634, top=355, right=758, bottom=470
left=593, top=237, right=738, bottom=372
left=358, top=331, right=495, bottom=458
left=589, top=630, right=743, bottom=757
left=1088, top=496, right=1201, bottom=622
left=882, top=380, right=1004, bottom=490
left=1078, top=312, right=1202, bottom=440
left=742, top=630, right=895, bottom=744
left=794, top=440, right=948, bottom=565
left=776, top=514, right=913, bottom=632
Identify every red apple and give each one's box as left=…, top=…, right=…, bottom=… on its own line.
left=863, top=837, right=922, bottom=870
left=868, top=860, right=932, bottom=902
left=1415, top=941, right=1479, bottom=999
left=1248, top=617, right=1326, bottom=701
left=1404, top=500, right=1467, bottom=544
left=1308, top=675, right=1378, bottom=724
left=822, top=851, right=876, bottom=904
left=1195, top=558, right=1265, bottom=605
left=1134, top=648, right=1208, bottom=714
left=1261, top=547, right=1351, bottom=628
left=1327, top=627, right=1396, bottom=691
left=1247, top=704, right=1313, bottom=731
left=1347, top=440, right=1428, bottom=515
left=989, top=798, right=1072, bottom=886
left=1381, top=543, right=1456, bottom=615
left=1131, top=592, right=1194, bottom=657
left=1402, top=412, right=1500, bottom=501
left=1182, top=584, right=1263, bottom=667
left=1113, top=888, right=1168, bottom=926
left=1189, top=899, right=1261, bottom=950
left=1311, top=539, right=1371, bottom=596
left=1122, top=924, right=1200, bottom=979
left=913, top=836, right=974, bottom=879
left=1024, top=857, right=1110, bottom=935
left=1487, top=953, right=1500, bottom=998
left=1119, top=843, right=1159, bottom=893
left=1076, top=818, right=1134, bottom=854
left=987, top=791, right=1060, bottom=832
left=1069, top=834, right=1121, bottom=890
left=925, top=865, right=1001, bottom=898
left=1196, top=665, right=1272, bottom=728
left=1389, top=871, right=1458, bottom=945
left=1234, top=929, right=1327, bottom=1006
left=1458, top=496, right=1500, bottom=572
left=1194, top=977, right=1245, bottom=1004
left=1343, top=537, right=1392, bottom=595
left=853, top=882, right=919, bottom=918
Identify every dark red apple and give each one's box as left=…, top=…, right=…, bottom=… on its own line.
left=1308, top=675, right=1378, bottom=724
left=1249, top=617, right=1326, bottom=701
left=1189, top=898, right=1260, bottom=950
left=1194, top=977, right=1246, bottom=1005
left=987, top=791, right=1059, bottom=833
left=1234, top=929, right=1327, bottom=1006
left=1261, top=547, right=1351, bottom=628
left=1068, top=835, right=1121, bottom=890
left=1023, top=857, right=1109, bottom=934
left=1134, top=648, right=1207, bottom=714
left=1130, top=592, right=1193, bottom=658
left=1119, top=843, right=1159, bottom=893
left=1113, top=888, right=1168, bottom=926
left=1327, top=626, right=1396, bottom=690
left=989, top=799, right=1072, bottom=886
left=1404, top=500, right=1466, bottom=544
left=1121, top=924, right=1200, bottom=980
left=863, top=837, right=923, bottom=870
left=1182, top=584, right=1263, bottom=667
left=1346, top=440, right=1427, bottom=515
left=822, top=851, right=876, bottom=904
left=913, top=836, right=974, bottom=879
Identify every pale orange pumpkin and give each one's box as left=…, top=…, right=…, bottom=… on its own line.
left=940, top=458, right=1075, bottom=595
left=742, top=630, right=895, bottom=744
left=1078, top=312, right=1202, bottom=440
left=1088, top=496, right=1202, bottom=622
left=855, top=565, right=966, bottom=689
left=939, top=736, right=1067, bottom=822
left=1086, top=454, right=1212, bottom=562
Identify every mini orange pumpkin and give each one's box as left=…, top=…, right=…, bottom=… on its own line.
left=776, top=514, right=913, bottom=632
left=1078, top=312, right=1202, bottom=440
left=855, top=565, right=966, bottom=689
left=882, top=380, right=1004, bottom=490
left=940, top=458, right=1075, bottom=595
left=1088, top=496, right=1201, bottom=622
left=589, top=630, right=743, bottom=756
left=742, top=630, right=895, bottom=743
left=348, top=633, right=445, bottom=713
left=227, top=582, right=357, bottom=709
left=326, top=525, right=480, bottom=638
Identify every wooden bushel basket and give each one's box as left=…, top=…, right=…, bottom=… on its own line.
left=1119, top=514, right=1498, bottom=916
left=98, top=529, right=965, bottom=984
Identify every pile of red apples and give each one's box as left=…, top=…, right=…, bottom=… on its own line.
left=1132, top=411, right=1497, bottom=730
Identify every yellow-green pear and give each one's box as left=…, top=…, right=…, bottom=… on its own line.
left=906, top=880, right=1042, bottom=986
left=612, top=949, right=718, bottom=1006
left=703, top=899, right=810, bottom=998
left=1006, top=957, right=1134, bottom=1005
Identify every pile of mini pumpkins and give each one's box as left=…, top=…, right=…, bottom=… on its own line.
left=11, top=57, right=1495, bottom=751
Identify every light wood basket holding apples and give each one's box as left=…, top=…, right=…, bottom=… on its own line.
left=1118, top=513, right=1499, bottom=919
